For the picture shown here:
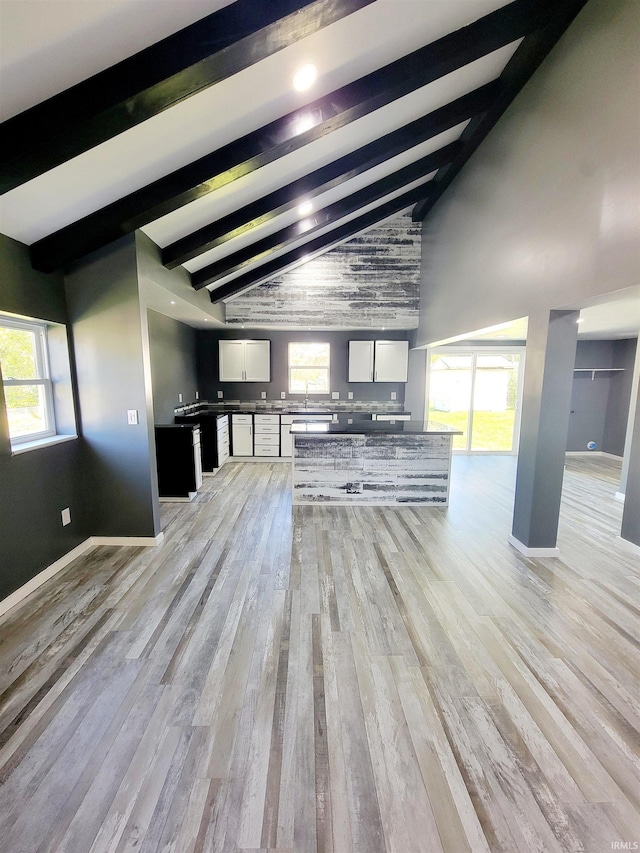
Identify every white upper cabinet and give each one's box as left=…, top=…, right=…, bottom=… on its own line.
left=348, top=339, right=408, bottom=382
left=219, top=339, right=270, bottom=382
left=374, top=340, right=408, bottom=382
left=348, top=340, right=374, bottom=382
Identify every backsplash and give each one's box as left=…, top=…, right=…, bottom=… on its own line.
left=174, top=399, right=407, bottom=416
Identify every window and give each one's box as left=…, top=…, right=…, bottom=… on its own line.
left=0, top=317, right=55, bottom=444
left=288, top=342, right=330, bottom=394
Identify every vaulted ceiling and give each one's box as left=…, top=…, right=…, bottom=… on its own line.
left=0, top=0, right=587, bottom=317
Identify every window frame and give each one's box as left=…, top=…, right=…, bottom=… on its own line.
left=0, top=316, right=57, bottom=445
left=288, top=341, right=331, bottom=395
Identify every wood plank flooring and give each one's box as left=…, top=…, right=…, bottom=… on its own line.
left=0, top=455, right=638, bottom=852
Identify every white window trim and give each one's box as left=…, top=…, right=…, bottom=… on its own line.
left=1, top=316, right=57, bottom=446
left=288, top=342, right=331, bottom=394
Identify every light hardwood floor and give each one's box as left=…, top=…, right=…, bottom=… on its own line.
left=0, top=455, right=638, bottom=852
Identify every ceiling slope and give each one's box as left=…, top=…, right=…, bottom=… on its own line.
left=28, top=0, right=557, bottom=274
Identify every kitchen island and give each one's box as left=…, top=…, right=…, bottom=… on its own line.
left=291, top=420, right=461, bottom=506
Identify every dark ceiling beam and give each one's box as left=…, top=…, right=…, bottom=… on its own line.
left=191, top=142, right=460, bottom=290
left=0, top=0, right=376, bottom=194
left=208, top=183, right=430, bottom=304
left=162, top=84, right=497, bottom=269
left=411, top=0, right=589, bottom=221
left=30, top=0, right=558, bottom=273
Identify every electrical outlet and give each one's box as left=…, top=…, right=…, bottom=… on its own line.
left=348, top=391, right=353, bottom=400
left=217, top=390, right=223, bottom=399
left=127, top=409, right=138, bottom=425
left=61, top=508, right=71, bottom=526
left=178, top=393, right=183, bottom=403
left=280, top=392, right=286, bottom=399
left=348, top=418, right=353, bottom=424
left=331, top=391, right=339, bottom=400
left=390, top=392, right=397, bottom=401
left=261, top=391, right=267, bottom=399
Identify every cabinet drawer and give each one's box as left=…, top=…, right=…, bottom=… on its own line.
left=218, top=448, right=230, bottom=464
left=254, top=445, right=280, bottom=456
left=254, top=434, right=280, bottom=446
left=216, top=415, right=228, bottom=430
left=232, top=414, right=253, bottom=424
left=254, top=423, right=279, bottom=434
left=254, top=414, right=279, bottom=425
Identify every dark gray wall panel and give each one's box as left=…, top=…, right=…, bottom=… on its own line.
left=225, top=213, right=420, bottom=329
left=148, top=310, right=198, bottom=424
left=65, top=236, right=160, bottom=538
left=0, top=234, right=86, bottom=600
left=603, top=339, right=637, bottom=456
left=196, top=328, right=408, bottom=406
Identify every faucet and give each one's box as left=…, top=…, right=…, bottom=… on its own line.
left=304, top=381, right=309, bottom=409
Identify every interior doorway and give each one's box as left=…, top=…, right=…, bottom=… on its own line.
left=427, top=348, right=525, bottom=453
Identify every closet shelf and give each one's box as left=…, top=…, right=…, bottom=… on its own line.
left=573, top=368, right=625, bottom=380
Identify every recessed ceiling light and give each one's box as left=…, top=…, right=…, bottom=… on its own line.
left=293, top=63, right=317, bottom=92
left=298, top=200, right=313, bottom=217
left=170, top=300, right=176, bottom=305
left=204, top=318, right=209, bottom=322
left=576, top=318, right=584, bottom=324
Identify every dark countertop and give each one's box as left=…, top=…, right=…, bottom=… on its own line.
left=290, top=419, right=461, bottom=435
left=175, top=406, right=408, bottom=419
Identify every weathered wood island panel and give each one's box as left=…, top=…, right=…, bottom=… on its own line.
left=292, top=421, right=460, bottom=506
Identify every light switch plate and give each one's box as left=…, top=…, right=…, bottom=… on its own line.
left=331, top=391, right=339, bottom=400
left=195, top=391, right=199, bottom=400
left=217, top=390, right=223, bottom=399
left=261, top=391, right=267, bottom=399
left=390, top=392, right=397, bottom=401
left=127, top=409, right=138, bottom=425
left=280, top=392, right=286, bottom=399
left=348, top=392, right=353, bottom=400
left=178, top=393, right=183, bottom=403
left=61, top=508, right=71, bottom=526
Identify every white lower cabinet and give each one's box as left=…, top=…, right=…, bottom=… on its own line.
left=216, top=415, right=230, bottom=467
left=280, top=415, right=294, bottom=457
left=232, top=414, right=253, bottom=456
left=254, top=414, right=280, bottom=457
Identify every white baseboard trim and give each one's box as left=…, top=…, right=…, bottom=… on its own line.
left=508, top=534, right=560, bottom=558
left=615, top=491, right=626, bottom=503
left=159, top=494, right=195, bottom=502
left=618, top=536, right=640, bottom=557
left=565, top=451, right=623, bottom=459
left=0, top=533, right=164, bottom=620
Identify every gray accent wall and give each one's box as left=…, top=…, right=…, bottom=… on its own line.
left=0, top=234, right=86, bottom=600
left=196, top=328, right=409, bottom=406
left=413, top=0, right=639, bottom=348
left=226, top=212, right=420, bottom=329
left=65, top=236, right=160, bottom=539
left=148, top=310, right=198, bottom=424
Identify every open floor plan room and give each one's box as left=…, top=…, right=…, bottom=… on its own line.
left=0, top=456, right=638, bottom=852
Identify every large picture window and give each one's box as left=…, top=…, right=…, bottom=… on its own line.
left=288, top=342, right=330, bottom=394
left=0, top=317, right=55, bottom=444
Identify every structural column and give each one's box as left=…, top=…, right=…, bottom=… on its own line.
left=510, top=310, right=579, bottom=556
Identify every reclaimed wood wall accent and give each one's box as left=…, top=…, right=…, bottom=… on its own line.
left=225, top=212, right=420, bottom=329
left=292, top=433, right=452, bottom=505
